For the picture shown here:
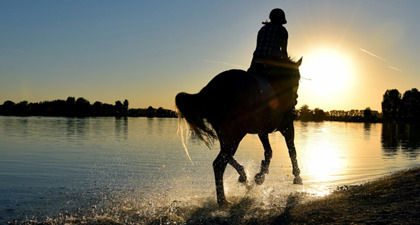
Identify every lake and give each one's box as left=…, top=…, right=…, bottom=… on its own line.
left=1, top=116, right=419, bottom=224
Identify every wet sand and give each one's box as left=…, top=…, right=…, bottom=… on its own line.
left=271, top=166, right=420, bottom=224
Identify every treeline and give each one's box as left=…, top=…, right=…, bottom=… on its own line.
left=295, top=88, right=419, bottom=124
left=2, top=88, right=418, bottom=122
left=0, top=97, right=176, bottom=118
left=295, top=105, right=381, bottom=123
left=382, top=88, right=420, bottom=124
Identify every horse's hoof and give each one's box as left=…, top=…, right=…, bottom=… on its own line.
left=238, top=175, right=247, bottom=184
left=218, top=199, right=232, bottom=208
left=293, top=176, right=303, bottom=185
left=254, top=173, right=265, bottom=185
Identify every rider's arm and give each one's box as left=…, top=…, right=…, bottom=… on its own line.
left=281, top=38, right=288, bottom=59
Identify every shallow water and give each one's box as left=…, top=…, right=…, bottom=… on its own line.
left=0, top=116, right=419, bottom=224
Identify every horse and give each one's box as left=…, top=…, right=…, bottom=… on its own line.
left=175, top=58, right=303, bottom=206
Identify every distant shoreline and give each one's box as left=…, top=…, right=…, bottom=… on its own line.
left=0, top=97, right=177, bottom=118
left=1, top=95, right=419, bottom=124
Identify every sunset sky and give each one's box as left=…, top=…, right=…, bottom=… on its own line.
left=1, top=0, right=419, bottom=111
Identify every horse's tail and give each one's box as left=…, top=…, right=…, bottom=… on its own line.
left=175, top=92, right=217, bottom=149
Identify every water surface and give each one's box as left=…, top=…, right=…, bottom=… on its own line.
left=0, top=116, right=419, bottom=223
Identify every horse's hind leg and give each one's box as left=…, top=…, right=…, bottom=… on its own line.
left=255, top=133, right=273, bottom=185
left=228, top=158, right=247, bottom=183
left=213, top=135, right=243, bottom=206
left=280, top=121, right=302, bottom=185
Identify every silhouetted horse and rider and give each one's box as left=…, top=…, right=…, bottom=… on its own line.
left=176, top=8, right=303, bottom=206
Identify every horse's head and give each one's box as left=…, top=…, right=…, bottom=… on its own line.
left=268, top=57, right=302, bottom=110
left=290, top=57, right=302, bottom=107
left=284, top=57, right=302, bottom=69
left=296, top=57, right=303, bottom=67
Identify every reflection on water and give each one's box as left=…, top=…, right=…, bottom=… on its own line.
left=66, top=118, right=90, bottom=141
left=293, top=121, right=420, bottom=197
left=381, top=123, right=420, bottom=159
left=115, top=117, right=128, bottom=141
left=363, top=122, right=371, bottom=141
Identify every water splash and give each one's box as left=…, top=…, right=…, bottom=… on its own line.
left=9, top=177, right=325, bottom=224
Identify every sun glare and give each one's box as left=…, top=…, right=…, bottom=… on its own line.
left=300, top=49, right=354, bottom=97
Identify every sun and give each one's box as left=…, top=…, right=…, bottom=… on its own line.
left=300, top=49, right=354, bottom=97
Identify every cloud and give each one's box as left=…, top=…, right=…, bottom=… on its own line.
left=202, top=59, right=244, bottom=68
left=360, top=48, right=402, bottom=72
left=388, top=66, right=402, bottom=72
left=360, top=48, right=386, bottom=61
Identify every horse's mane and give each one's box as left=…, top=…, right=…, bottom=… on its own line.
left=252, top=56, right=300, bottom=68
left=284, top=56, right=298, bottom=64
left=247, top=56, right=301, bottom=84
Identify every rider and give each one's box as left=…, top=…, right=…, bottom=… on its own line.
left=248, top=8, right=289, bottom=76
left=248, top=8, right=299, bottom=113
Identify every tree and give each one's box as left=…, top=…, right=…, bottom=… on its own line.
left=123, top=99, right=129, bottom=117
left=363, top=107, right=373, bottom=122
left=1, top=100, right=16, bottom=115
left=382, top=89, right=402, bottom=122
left=115, top=100, right=123, bottom=117
left=92, top=101, right=103, bottom=116
left=15, top=101, right=30, bottom=116
left=298, top=104, right=313, bottom=121
left=147, top=106, right=156, bottom=117
left=401, top=88, right=420, bottom=124
left=65, top=97, right=76, bottom=116
left=75, top=97, right=91, bottom=117
left=313, top=108, right=327, bottom=121
left=102, top=103, right=115, bottom=116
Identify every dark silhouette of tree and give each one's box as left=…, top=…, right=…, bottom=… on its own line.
left=363, top=107, right=373, bottom=122
left=1, top=100, right=16, bottom=115
left=298, top=104, right=313, bottom=121
left=75, top=97, right=91, bottom=117
left=128, top=108, right=147, bottom=117
left=156, top=107, right=166, bottom=117
left=102, top=103, right=116, bottom=116
left=382, top=89, right=402, bottom=122
left=15, top=101, right=29, bottom=116
left=45, top=100, right=65, bottom=116
left=65, top=97, right=76, bottom=116
left=92, top=101, right=103, bottom=116
left=313, top=108, right=327, bottom=121
left=146, top=106, right=156, bottom=117
left=401, top=88, right=420, bottom=124
left=115, top=100, right=123, bottom=117
left=123, top=99, right=129, bottom=117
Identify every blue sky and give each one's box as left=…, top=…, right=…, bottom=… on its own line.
left=1, top=0, right=419, bottom=111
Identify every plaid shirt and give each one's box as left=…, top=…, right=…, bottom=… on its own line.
left=253, top=23, right=288, bottom=58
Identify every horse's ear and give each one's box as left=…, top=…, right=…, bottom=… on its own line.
left=297, top=57, right=303, bottom=67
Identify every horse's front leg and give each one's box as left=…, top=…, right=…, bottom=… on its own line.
left=255, top=133, right=272, bottom=185
left=281, top=121, right=302, bottom=185
left=213, top=136, right=243, bottom=206
left=228, top=157, right=247, bottom=183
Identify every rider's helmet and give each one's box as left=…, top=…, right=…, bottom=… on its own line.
left=269, top=8, right=287, bottom=24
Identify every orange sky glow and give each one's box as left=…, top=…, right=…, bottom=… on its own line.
left=1, top=1, right=419, bottom=112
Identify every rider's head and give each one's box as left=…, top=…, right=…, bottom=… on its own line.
left=269, top=8, right=287, bottom=24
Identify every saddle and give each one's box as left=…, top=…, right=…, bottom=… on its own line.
left=248, top=57, right=300, bottom=107
left=248, top=58, right=299, bottom=79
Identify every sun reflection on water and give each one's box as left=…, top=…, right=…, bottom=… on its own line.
left=298, top=126, right=349, bottom=197
left=304, top=143, right=344, bottom=181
